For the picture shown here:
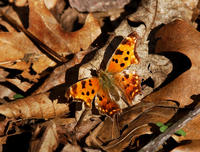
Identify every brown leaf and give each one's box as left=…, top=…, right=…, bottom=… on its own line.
left=61, top=143, right=82, bottom=152
left=86, top=101, right=178, bottom=151
left=143, top=19, right=200, bottom=144
left=170, top=140, right=200, bottom=152
left=144, top=19, right=200, bottom=107
left=128, top=0, right=198, bottom=41
left=0, top=0, right=101, bottom=94
left=0, top=92, right=69, bottom=119
left=69, top=0, right=130, bottom=12
left=30, top=121, right=58, bottom=152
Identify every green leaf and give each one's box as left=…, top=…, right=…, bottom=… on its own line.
left=13, top=94, right=24, bottom=99
left=175, top=129, right=186, bottom=136
left=160, top=125, right=168, bottom=132
left=156, top=122, right=164, bottom=127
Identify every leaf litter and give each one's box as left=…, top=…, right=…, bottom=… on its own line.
left=0, top=0, right=200, bottom=152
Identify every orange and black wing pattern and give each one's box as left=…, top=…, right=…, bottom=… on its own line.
left=106, top=32, right=139, bottom=74
left=65, top=77, right=99, bottom=107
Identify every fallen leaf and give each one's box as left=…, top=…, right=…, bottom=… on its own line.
left=0, top=0, right=101, bottom=94
left=69, top=0, right=130, bottom=12
left=143, top=19, right=200, bottom=145
left=170, top=140, right=200, bottom=152
left=128, top=0, right=198, bottom=41
left=61, top=143, right=82, bottom=152
left=30, top=121, right=58, bottom=152
left=86, top=101, right=178, bottom=151
left=0, top=92, right=69, bottom=119
left=144, top=19, right=200, bottom=107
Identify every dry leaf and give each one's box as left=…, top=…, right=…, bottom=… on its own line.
left=86, top=101, right=178, bottom=151
left=170, top=140, right=200, bottom=152
left=61, top=143, right=82, bottom=152
left=144, top=19, right=200, bottom=107
left=30, top=121, right=58, bottom=152
left=143, top=19, right=200, bottom=144
left=0, top=92, right=69, bottom=119
left=69, top=0, right=130, bottom=12
left=0, top=0, right=101, bottom=94
left=128, top=0, right=198, bottom=41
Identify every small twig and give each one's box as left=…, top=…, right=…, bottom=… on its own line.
left=0, top=9, right=67, bottom=63
left=139, top=103, right=200, bottom=152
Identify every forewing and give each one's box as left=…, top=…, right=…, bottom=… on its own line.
left=66, top=77, right=99, bottom=107
left=114, top=70, right=140, bottom=104
left=106, top=32, right=139, bottom=74
left=95, top=87, right=121, bottom=117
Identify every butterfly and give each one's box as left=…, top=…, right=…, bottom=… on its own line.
left=66, top=32, right=140, bottom=117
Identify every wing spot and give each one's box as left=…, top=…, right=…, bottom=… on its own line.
left=81, top=92, right=85, bottom=95
left=127, top=51, right=130, bottom=55
left=81, top=81, right=86, bottom=89
left=125, top=84, right=130, bottom=89
left=91, top=89, right=95, bottom=94
left=122, top=78, right=125, bottom=81
left=72, top=84, right=77, bottom=94
left=115, top=49, right=123, bottom=55
left=89, top=82, right=92, bottom=86
left=124, top=57, right=128, bottom=61
left=86, top=91, right=90, bottom=96
left=112, top=58, right=118, bottom=63
left=99, top=96, right=103, bottom=101
left=120, top=63, right=125, bottom=67
left=125, top=74, right=129, bottom=79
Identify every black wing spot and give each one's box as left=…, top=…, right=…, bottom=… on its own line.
left=125, top=74, right=129, bottom=79
left=122, top=78, right=125, bottom=81
left=91, top=89, right=95, bottom=94
left=120, top=63, right=125, bottom=67
left=81, top=81, right=86, bottom=89
left=81, top=92, right=85, bottom=95
left=115, top=49, right=123, bottom=55
left=72, top=84, right=77, bottom=94
left=86, top=91, right=90, bottom=96
left=124, top=57, right=128, bottom=61
left=115, top=59, right=118, bottom=63
left=99, top=96, right=103, bottom=101
left=127, top=51, right=130, bottom=55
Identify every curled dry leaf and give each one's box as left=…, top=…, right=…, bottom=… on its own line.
left=144, top=19, right=200, bottom=107
left=86, top=101, right=178, bottom=151
left=144, top=19, right=200, bottom=142
left=69, top=0, right=130, bottom=12
left=0, top=92, right=69, bottom=119
left=0, top=0, right=101, bottom=94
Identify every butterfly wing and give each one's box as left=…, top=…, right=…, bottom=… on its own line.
left=106, top=32, right=139, bottom=74
left=66, top=77, right=99, bottom=107
left=95, top=87, right=121, bottom=116
left=114, top=70, right=140, bottom=105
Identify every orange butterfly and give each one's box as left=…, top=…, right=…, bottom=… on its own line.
left=66, top=32, right=140, bottom=117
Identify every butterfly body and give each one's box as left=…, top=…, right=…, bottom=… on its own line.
left=98, top=70, right=120, bottom=102
left=66, top=32, right=140, bottom=117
